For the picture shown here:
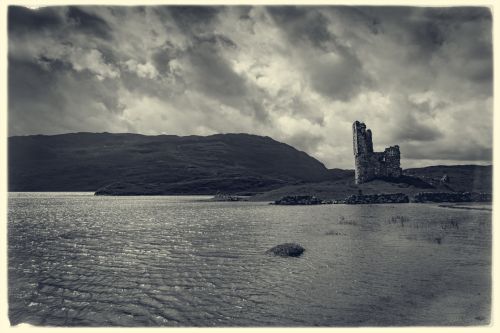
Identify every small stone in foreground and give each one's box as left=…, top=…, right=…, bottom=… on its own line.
left=266, top=243, right=305, bottom=257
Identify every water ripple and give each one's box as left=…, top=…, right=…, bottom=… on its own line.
left=8, top=193, right=491, bottom=326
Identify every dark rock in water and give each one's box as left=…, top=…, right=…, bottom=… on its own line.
left=340, top=193, right=409, bottom=204
left=325, top=230, right=344, bottom=236
left=266, top=243, right=305, bottom=257
left=273, top=195, right=324, bottom=205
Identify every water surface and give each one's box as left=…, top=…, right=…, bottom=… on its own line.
left=8, top=193, right=491, bottom=326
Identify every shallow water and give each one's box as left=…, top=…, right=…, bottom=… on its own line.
left=8, top=193, right=491, bottom=326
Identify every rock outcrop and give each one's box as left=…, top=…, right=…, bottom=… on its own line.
left=339, top=193, right=409, bottom=204
left=413, top=192, right=492, bottom=203
left=266, top=243, right=305, bottom=257
left=273, top=195, right=325, bottom=205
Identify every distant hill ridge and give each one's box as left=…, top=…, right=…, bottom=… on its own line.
left=8, top=132, right=491, bottom=196
left=9, top=132, right=332, bottom=194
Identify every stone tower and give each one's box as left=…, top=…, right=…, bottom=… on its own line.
left=352, top=121, right=402, bottom=184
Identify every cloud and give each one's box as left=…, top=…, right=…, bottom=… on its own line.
left=267, top=6, right=332, bottom=48
left=184, top=40, right=246, bottom=100
left=281, top=128, right=325, bottom=153
left=405, top=144, right=492, bottom=162
left=123, top=59, right=158, bottom=79
left=69, top=48, right=120, bottom=80
left=8, top=57, right=127, bottom=135
left=66, top=6, right=113, bottom=40
left=8, top=6, right=63, bottom=35
left=8, top=5, right=492, bottom=169
left=151, top=42, right=179, bottom=76
left=168, top=6, right=221, bottom=35
left=267, top=6, right=371, bottom=101
left=306, top=51, right=369, bottom=102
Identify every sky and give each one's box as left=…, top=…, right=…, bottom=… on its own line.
left=7, top=5, right=493, bottom=169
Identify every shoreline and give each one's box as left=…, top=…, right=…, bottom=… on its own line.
left=6, top=192, right=494, bottom=209
left=437, top=203, right=493, bottom=212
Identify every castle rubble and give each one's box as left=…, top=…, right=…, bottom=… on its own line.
left=352, top=121, right=402, bottom=184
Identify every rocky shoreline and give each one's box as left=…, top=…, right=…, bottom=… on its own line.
left=413, top=192, right=492, bottom=203
left=338, top=193, right=409, bottom=204
left=272, top=191, right=492, bottom=205
left=272, top=195, right=332, bottom=205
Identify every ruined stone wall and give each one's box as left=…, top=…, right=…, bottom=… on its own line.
left=352, top=121, right=402, bottom=184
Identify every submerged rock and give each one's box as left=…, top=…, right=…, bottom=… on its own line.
left=266, top=243, right=305, bottom=257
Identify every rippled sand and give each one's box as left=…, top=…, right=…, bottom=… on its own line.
left=8, top=193, right=491, bottom=326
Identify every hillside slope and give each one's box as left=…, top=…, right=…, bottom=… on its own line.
left=404, top=165, right=492, bottom=193
left=251, top=165, right=492, bottom=201
left=9, top=132, right=332, bottom=194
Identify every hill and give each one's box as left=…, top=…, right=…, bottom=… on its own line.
left=9, top=132, right=333, bottom=194
left=250, top=165, right=492, bottom=201
left=404, top=165, right=492, bottom=193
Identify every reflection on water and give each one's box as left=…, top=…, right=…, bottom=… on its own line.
left=8, top=193, right=491, bottom=326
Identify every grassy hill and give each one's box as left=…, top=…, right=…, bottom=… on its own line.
left=9, top=132, right=333, bottom=194
left=404, top=165, right=492, bottom=193
left=251, top=165, right=492, bottom=201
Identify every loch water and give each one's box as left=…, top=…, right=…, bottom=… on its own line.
left=8, top=193, right=491, bottom=326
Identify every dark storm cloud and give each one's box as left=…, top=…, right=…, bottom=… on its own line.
left=66, top=6, right=113, bottom=40
left=151, top=42, right=178, bottom=75
left=186, top=42, right=245, bottom=98
left=421, top=7, right=491, bottom=22
left=365, top=10, right=447, bottom=65
left=9, top=55, right=124, bottom=134
left=267, top=6, right=371, bottom=102
left=9, top=58, right=62, bottom=110
left=307, top=54, right=369, bottom=102
left=284, top=95, right=325, bottom=126
left=392, top=122, right=443, bottom=142
left=359, top=6, right=492, bottom=63
left=393, top=97, right=447, bottom=142
left=146, top=5, right=267, bottom=119
left=9, top=6, right=113, bottom=40
left=267, top=6, right=332, bottom=48
left=169, top=6, right=220, bottom=25
left=179, top=33, right=270, bottom=122
left=194, top=34, right=237, bottom=49
left=8, top=6, right=63, bottom=35
left=160, top=6, right=221, bottom=37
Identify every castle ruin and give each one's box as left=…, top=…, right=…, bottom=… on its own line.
left=353, top=121, right=402, bottom=184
